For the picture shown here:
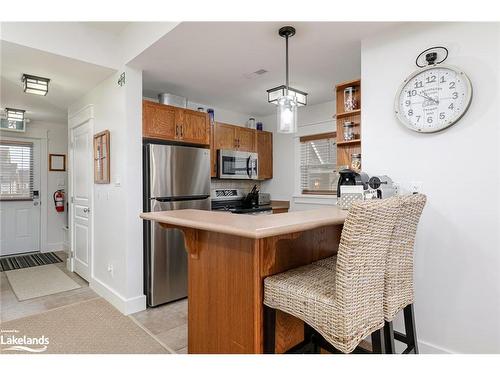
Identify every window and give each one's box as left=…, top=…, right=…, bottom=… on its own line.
left=300, top=132, right=338, bottom=195
left=0, top=140, right=34, bottom=200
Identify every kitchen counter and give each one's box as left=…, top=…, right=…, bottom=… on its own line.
left=140, top=207, right=347, bottom=353
left=140, top=207, right=346, bottom=239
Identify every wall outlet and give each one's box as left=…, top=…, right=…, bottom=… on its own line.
left=409, top=181, right=423, bottom=194
left=107, top=264, right=114, bottom=277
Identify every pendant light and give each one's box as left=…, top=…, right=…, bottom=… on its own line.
left=267, top=26, right=307, bottom=134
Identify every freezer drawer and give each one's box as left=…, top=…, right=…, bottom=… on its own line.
left=147, top=198, right=210, bottom=306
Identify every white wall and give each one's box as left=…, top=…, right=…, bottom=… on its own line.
left=362, top=22, right=500, bottom=353
left=69, top=67, right=145, bottom=314
left=261, top=100, right=338, bottom=211
left=1, top=121, right=68, bottom=251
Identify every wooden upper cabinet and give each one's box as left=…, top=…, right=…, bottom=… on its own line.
left=214, top=123, right=237, bottom=150
left=142, top=100, right=209, bottom=146
left=236, top=127, right=256, bottom=152
left=142, top=100, right=177, bottom=141
left=179, top=108, right=210, bottom=145
left=256, top=131, right=273, bottom=180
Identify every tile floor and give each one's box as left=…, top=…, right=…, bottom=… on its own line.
left=1, top=251, right=188, bottom=354
left=132, top=299, right=188, bottom=353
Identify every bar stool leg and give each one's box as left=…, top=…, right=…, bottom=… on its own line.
left=264, top=305, right=276, bottom=354
left=384, top=321, right=396, bottom=354
left=403, top=304, right=419, bottom=354
left=371, top=327, right=386, bottom=354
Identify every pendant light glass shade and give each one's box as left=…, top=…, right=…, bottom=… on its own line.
left=277, top=95, right=298, bottom=134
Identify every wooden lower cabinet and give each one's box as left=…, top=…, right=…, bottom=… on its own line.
left=142, top=100, right=209, bottom=146
left=256, top=131, right=272, bottom=180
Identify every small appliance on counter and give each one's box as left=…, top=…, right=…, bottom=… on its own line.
left=211, top=187, right=272, bottom=215
left=368, top=175, right=397, bottom=199
left=258, top=192, right=271, bottom=206
left=336, top=169, right=369, bottom=198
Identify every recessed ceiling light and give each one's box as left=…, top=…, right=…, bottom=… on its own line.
left=22, top=74, right=50, bottom=96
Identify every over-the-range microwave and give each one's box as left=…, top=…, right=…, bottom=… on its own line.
left=218, top=149, right=258, bottom=180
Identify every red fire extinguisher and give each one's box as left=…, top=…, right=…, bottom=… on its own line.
left=54, top=190, right=65, bottom=213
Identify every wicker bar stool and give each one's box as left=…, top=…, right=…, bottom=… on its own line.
left=383, top=194, right=427, bottom=354
left=263, top=197, right=401, bottom=354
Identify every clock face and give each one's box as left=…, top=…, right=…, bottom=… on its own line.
left=395, top=64, right=472, bottom=133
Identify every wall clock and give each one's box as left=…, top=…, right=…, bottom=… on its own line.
left=394, top=49, right=473, bottom=133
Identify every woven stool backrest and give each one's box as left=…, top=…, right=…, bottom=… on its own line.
left=383, top=193, right=427, bottom=321
left=334, top=196, right=401, bottom=341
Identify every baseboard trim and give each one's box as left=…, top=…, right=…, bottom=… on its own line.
left=90, top=276, right=146, bottom=315
left=42, top=243, right=64, bottom=253
left=418, top=339, right=455, bottom=354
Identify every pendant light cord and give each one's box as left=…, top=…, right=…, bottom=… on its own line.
left=285, top=35, right=289, bottom=95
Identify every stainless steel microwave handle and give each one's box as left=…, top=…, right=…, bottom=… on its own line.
left=246, top=156, right=251, bottom=178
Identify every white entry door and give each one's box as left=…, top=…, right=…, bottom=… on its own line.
left=70, top=120, right=92, bottom=281
left=0, top=138, right=41, bottom=256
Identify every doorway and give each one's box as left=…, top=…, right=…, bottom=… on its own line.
left=0, top=137, right=41, bottom=256
left=68, top=107, right=93, bottom=281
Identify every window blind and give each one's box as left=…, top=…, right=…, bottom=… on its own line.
left=300, top=133, right=338, bottom=194
left=0, top=140, right=34, bottom=200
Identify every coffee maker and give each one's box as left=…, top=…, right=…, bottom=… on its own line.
left=337, top=169, right=370, bottom=197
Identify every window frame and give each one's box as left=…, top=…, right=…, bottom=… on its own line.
left=0, top=140, right=34, bottom=201
left=299, top=131, right=338, bottom=196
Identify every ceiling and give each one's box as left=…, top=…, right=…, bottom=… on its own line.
left=132, top=22, right=400, bottom=116
left=83, top=22, right=131, bottom=36
left=1, top=40, right=115, bottom=123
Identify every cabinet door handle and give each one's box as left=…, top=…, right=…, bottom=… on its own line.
left=180, top=125, right=184, bottom=138
left=175, top=125, right=179, bottom=138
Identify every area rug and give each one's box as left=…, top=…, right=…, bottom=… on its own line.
left=0, top=298, right=169, bottom=354
left=0, top=252, right=62, bottom=272
left=5, top=264, right=81, bottom=301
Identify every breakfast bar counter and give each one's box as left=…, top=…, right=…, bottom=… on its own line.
left=140, top=207, right=348, bottom=353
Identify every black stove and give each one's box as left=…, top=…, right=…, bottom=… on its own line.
left=211, top=188, right=272, bottom=215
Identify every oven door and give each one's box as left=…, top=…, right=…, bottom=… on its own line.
left=218, top=150, right=258, bottom=180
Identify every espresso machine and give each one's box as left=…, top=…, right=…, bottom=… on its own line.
left=368, top=175, right=397, bottom=198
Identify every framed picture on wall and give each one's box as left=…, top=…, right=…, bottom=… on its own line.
left=49, top=154, right=66, bottom=171
left=93, top=130, right=110, bottom=184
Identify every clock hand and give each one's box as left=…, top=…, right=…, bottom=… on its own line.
left=418, top=93, right=439, bottom=105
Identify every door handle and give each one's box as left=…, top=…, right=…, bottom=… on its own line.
left=175, top=125, right=179, bottom=138
left=180, top=124, right=184, bottom=138
left=33, top=201, right=39, bottom=206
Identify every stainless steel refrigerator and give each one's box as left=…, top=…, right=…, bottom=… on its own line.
left=143, top=143, right=211, bottom=307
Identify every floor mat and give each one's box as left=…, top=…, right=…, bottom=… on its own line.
left=0, top=252, right=62, bottom=272
left=0, top=298, right=170, bottom=354
left=5, top=264, right=81, bottom=301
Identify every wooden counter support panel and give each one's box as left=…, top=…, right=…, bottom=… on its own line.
left=178, top=224, right=342, bottom=354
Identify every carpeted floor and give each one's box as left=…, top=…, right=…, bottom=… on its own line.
left=0, top=298, right=170, bottom=354
left=5, top=264, right=81, bottom=301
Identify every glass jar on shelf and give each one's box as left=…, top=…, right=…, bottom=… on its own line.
left=351, top=153, right=361, bottom=172
left=343, top=121, right=355, bottom=141
left=343, top=86, right=358, bottom=112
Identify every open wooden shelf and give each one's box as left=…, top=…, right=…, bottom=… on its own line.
left=335, top=79, right=361, bottom=169
left=337, top=139, right=361, bottom=146
left=336, top=109, right=361, bottom=119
